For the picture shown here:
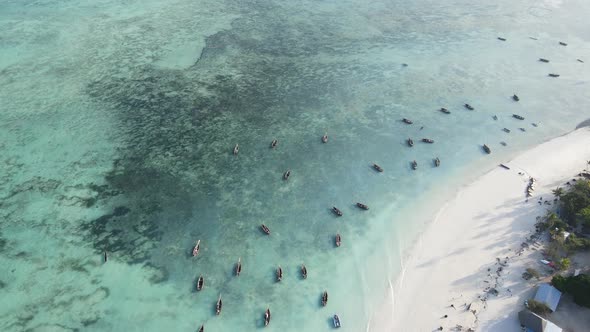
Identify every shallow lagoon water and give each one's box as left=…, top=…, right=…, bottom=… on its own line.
left=1, top=0, right=589, bottom=331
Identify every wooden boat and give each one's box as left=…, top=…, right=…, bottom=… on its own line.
left=519, top=127, right=526, bottom=132
left=321, top=291, right=328, bottom=306
left=233, top=144, right=239, bottom=155
left=261, top=224, right=271, bottom=235
left=322, top=133, right=328, bottom=143
left=411, top=160, right=417, bottom=170
left=270, top=139, right=278, bottom=148
left=402, top=118, right=413, bottom=124
left=422, top=138, right=434, bottom=143
left=407, top=138, right=414, bottom=147
left=483, top=144, right=491, bottom=154
left=559, top=41, right=567, bottom=46
left=198, top=325, right=204, bottom=332
left=264, top=308, right=271, bottom=327
left=333, top=315, right=341, bottom=328
left=578, top=59, right=585, bottom=63
left=335, top=233, right=341, bottom=247
left=372, top=163, right=384, bottom=172
left=499, top=164, right=510, bottom=170
left=301, top=264, right=307, bottom=279
left=356, top=202, right=369, bottom=210
left=513, top=114, right=525, bottom=120
left=216, top=295, right=222, bottom=315
left=197, top=275, right=204, bottom=291
left=332, top=207, right=343, bottom=216
left=492, top=115, right=498, bottom=121
left=104, top=251, right=108, bottom=263
left=513, top=94, right=519, bottom=101
left=283, top=169, right=291, bottom=180
left=502, top=128, right=511, bottom=133
left=464, top=104, right=474, bottom=110
left=235, top=258, right=242, bottom=276
left=276, top=266, right=283, bottom=282
left=497, top=37, right=506, bottom=41
left=192, top=240, right=201, bottom=257
left=439, top=107, right=451, bottom=114
left=532, top=123, right=538, bottom=127
left=434, top=157, right=440, bottom=167
left=500, top=141, right=507, bottom=146
left=539, top=58, right=550, bottom=63
left=548, top=73, right=560, bottom=77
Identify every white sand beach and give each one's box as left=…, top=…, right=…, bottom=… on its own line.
left=371, top=127, right=590, bottom=331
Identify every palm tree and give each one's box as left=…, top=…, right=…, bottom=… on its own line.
left=552, top=187, right=564, bottom=200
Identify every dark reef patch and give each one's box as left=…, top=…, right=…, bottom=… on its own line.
left=81, top=317, right=100, bottom=327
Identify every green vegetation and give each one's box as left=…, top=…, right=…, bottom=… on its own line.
left=557, top=258, right=570, bottom=270
left=536, top=212, right=567, bottom=232
left=560, top=180, right=590, bottom=228
left=527, top=299, right=552, bottom=316
left=524, top=268, right=541, bottom=280
left=552, top=187, right=564, bottom=200
left=565, top=234, right=590, bottom=252
left=552, top=274, right=590, bottom=308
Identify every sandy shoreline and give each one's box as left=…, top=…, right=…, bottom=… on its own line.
left=370, top=127, right=590, bottom=331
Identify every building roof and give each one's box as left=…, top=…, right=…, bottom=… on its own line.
left=518, top=310, right=562, bottom=332
left=534, top=284, right=562, bottom=312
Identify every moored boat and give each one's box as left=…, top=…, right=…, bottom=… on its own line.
left=333, top=315, right=341, bottom=328
left=411, top=160, right=417, bottom=170
left=197, top=275, right=204, bottom=291
left=264, top=308, right=271, bottom=327
left=332, top=206, right=343, bottom=216
left=322, top=133, right=328, bottom=143
left=497, top=37, right=506, bottom=41
left=492, top=115, right=498, bottom=120
left=321, top=291, right=328, bottom=306
left=301, top=264, right=307, bottom=279
left=276, top=266, right=283, bottom=282
left=335, top=233, right=341, bottom=247
left=372, top=163, right=384, bottom=172
left=513, top=114, right=525, bottom=120
left=503, top=128, right=511, bottom=133
left=283, top=169, right=291, bottom=180
left=434, top=157, right=440, bottom=167
left=233, top=144, right=239, bottom=155
left=402, top=118, right=413, bottom=124
left=261, top=224, right=271, bottom=235
left=235, top=258, right=242, bottom=276
left=270, top=139, right=278, bottom=148
left=500, top=164, right=510, bottom=170
left=513, top=94, right=519, bottom=101
left=548, top=73, right=560, bottom=77
left=407, top=138, right=414, bottom=147
left=356, top=202, right=369, bottom=210
left=439, top=107, right=451, bottom=114
left=464, top=103, right=474, bottom=110
left=192, top=240, right=201, bottom=257
left=483, top=144, right=491, bottom=154
left=422, top=138, right=434, bottom=143
left=216, top=295, right=222, bottom=315
left=539, top=58, right=550, bottom=63
left=559, top=41, right=567, bottom=46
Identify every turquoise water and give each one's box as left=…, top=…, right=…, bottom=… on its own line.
left=1, top=0, right=589, bottom=331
